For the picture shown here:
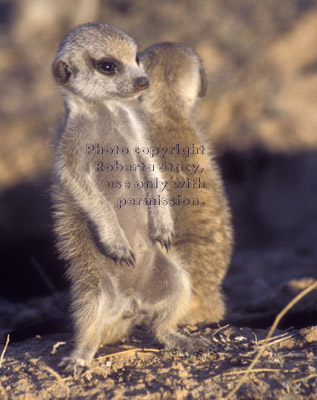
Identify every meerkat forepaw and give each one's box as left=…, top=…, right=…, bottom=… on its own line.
left=120, top=249, right=136, bottom=267
left=158, top=236, right=171, bottom=252
left=150, top=224, right=173, bottom=252
left=102, top=240, right=135, bottom=267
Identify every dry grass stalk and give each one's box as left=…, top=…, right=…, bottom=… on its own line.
left=224, top=281, right=317, bottom=400
left=257, top=331, right=295, bottom=345
left=243, top=332, right=296, bottom=357
left=214, top=368, right=296, bottom=379
left=97, top=347, right=161, bottom=361
left=0, top=334, right=10, bottom=367
left=211, top=324, right=230, bottom=337
left=258, top=333, right=296, bottom=348
left=291, top=373, right=317, bottom=384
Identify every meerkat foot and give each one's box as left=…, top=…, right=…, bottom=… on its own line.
left=176, top=335, right=210, bottom=354
left=161, top=333, right=210, bottom=354
left=59, top=356, right=90, bottom=376
left=188, top=337, right=211, bottom=352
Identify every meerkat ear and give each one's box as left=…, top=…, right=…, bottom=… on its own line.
left=198, top=67, right=208, bottom=97
left=52, top=58, right=72, bottom=84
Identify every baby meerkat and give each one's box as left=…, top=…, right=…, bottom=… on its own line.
left=139, top=42, right=233, bottom=325
left=51, top=25, right=208, bottom=373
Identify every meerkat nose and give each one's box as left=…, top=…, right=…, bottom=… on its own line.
left=135, top=76, right=150, bottom=91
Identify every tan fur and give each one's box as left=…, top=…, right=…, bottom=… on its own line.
left=139, top=42, right=233, bottom=324
left=51, top=25, right=208, bottom=373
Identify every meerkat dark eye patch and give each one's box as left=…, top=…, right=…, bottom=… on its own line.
left=136, top=55, right=140, bottom=66
left=98, top=61, right=117, bottom=74
left=91, top=58, right=119, bottom=75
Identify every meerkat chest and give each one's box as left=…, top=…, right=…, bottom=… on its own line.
left=84, top=103, right=149, bottom=206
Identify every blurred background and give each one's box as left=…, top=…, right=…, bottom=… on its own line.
left=0, top=0, right=316, bottom=337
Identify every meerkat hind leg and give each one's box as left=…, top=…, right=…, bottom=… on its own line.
left=151, top=308, right=210, bottom=353
left=61, top=317, right=133, bottom=375
left=148, top=254, right=210, bottom=353
left=60, top=287, right=132, bottom=374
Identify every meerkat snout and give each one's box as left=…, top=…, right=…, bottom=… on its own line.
left=134, top=76, right=150, bottom=91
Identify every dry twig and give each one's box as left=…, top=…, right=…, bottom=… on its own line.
left=291, top=373, right=317, bottom=384
left=257, top=333, right=296, bottom=348
left=214, top=368, right=296, bottom=379
left=257, top=332, right=292, bottom=345
left=97, top=347, right=161, bottom=361
left=0, top=335, right=10, bottom=367
left=211, top=324, right=229, bottom=337
left=51, top=341, right=67, bottom=355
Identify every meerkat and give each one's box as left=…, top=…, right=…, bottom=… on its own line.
left=138, top=42, right=233, bottom=325
left=51, top=24, right=209, bottom=373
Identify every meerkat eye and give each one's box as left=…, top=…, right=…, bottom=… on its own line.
left=136, top=55, right=140, bottom=65
left=96, top=60, right=118, bottom=75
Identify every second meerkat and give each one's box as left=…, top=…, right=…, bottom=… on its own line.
left=139, top=42, right=233, bottom=325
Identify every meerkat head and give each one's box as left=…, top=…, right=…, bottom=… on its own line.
left=52, top=23, right=149, bottom=103
left=138, top=42, right=207, bottom=117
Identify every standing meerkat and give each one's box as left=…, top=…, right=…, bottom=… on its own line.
left=138, top=42, right=233, bottom=325
left=51, top=24, right=208, bottom=373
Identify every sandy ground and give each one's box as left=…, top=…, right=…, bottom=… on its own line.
left=0, top=276, right=316, bottom=399
left=1, top=323, right=317, bottom=399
